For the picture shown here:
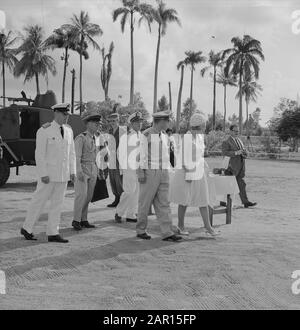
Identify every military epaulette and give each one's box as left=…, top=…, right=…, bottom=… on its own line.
left=42, top=122, right=51, bottom=129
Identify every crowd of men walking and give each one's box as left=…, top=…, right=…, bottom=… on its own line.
left=20, top=102, right=256, bottom=243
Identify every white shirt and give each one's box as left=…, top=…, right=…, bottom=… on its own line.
left=35, top=120, right=76, bottom=182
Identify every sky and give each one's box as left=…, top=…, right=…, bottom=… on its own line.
left=1, top=0, right=300, bottom=125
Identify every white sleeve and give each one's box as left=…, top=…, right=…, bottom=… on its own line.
left=35, top=128, right=48, bottom=178
left=69, top=129, right=76, bottom=175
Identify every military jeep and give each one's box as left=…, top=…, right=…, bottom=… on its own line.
left=0, top=92, right=85, bottom=187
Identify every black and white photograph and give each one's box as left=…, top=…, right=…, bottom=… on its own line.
left=0, top=0, right=300, bottom=314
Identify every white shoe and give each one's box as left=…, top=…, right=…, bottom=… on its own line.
left=205, top=230, right=220, bottom=237
left=173, top=226, right=189, bottom=236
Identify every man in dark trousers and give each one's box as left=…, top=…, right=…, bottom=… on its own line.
left=222, top=124, right=257, bottom=208
left=107, top=112, right=123, bottom=207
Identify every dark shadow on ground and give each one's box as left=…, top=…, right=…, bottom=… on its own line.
left=3, top=230, right=219, bottom=282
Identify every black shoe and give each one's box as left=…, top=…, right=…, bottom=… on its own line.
left=220, top=201, right=227, bottom=207
left=115, top=214, right=122, bottom=223
left=72, top=220, right=82, bottom=231
left=162, top=234, right=182, bottom=242
left=48, top=235, right=69, bottom=243
left=20, top=228, right=37, bottom=241
left=107, top=200, right=119, bottom=207
left=81, top=221, right=95, bottom=228
left=244, top=201, right=257, bottom=208
left=137, top=233, right=151, bottom=240
left=107, top=196, right=120, bottom=208
left=126, top=218, right=137, bottom=223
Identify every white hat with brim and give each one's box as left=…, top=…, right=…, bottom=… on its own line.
left=190, top=113, right=205, bottom=127
left=152, top=110, right=171, bottom=120
left=81, top=110, right=101, bottom=122
left=51, top=103, right=70, bottom=112
left=128, top=111, right=143, bottom=124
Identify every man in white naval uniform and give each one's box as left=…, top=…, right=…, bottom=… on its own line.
left=21, top=103, right=76, bottom=243
left=115, top=112, right=143, bottom=223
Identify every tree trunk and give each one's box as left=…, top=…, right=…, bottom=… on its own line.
left=2, top=61, right=5, bottom=107
left=130, top=11, right=134, bottom=105
left=35, top=73, right=40, bottom=95
left=105, top=83, right=108, bottom=101
left=238, top=64, right=243, bottom=133
left=223, top=84, right=227, bottom=131
left=71, top=68, right=75, bottom=114
left=188, top=65, right=194, bottom=127
left=168, top=81, right=172, bottom=111
left=246, top=99, right=249, bottom=137
left=176, top=65, right=184, bottom=132
left=153, top=25, right=161, bottom=113
left=212, top=65, right=216, bottom=130
left=79, top=38, right=83, bottom=114
left=62, top=47, right=68, bottom=103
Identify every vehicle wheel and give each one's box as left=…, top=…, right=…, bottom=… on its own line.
left=0, top=158, right=10, bottom=187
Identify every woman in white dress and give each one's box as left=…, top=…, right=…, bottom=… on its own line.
left=170, top=113, right=219, bottom=237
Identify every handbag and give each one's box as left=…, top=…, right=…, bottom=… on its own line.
left=91, top=173, right=109, bottom=203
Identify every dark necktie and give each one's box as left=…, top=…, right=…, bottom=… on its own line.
left=60, top=126, right=64, bottom=139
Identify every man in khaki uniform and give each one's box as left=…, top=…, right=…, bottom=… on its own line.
left=72, top=110, right=101, bottom=231
left=136, top=110, right=182, bottom=242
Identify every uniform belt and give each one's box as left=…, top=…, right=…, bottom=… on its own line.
left=81, top=160, right=96, bottom=164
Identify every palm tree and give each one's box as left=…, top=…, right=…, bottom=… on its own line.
left=44, top=26, right=88, bottom=103
left=175, top=59, right=186, bottom=132
left=113, top=0, right=152, bottom=105
left=200, top=50, right=223, bottom=130
left=101, top=41, right=114, bottom=100
left=222, top=35, right=264, bottom=132
left=0, top=31, right=18, bottom=107
left=152, top=0, right=181, bottom=112
left=216, top=68, right=237, bottom=130
left=236, top=72, right=262, bottom=136
left=63, top=11, right=102, bottom=113
left=14, top=25, right=56, bottom=95
left=182, top=50, right=206, bottom=124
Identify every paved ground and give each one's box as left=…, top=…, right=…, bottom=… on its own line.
left=0, top=158, right=299, bottom=309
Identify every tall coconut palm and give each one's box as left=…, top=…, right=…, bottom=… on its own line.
left=0, top=31, right=18, bottom=107
left=63, top=11, right=102, bottom=113
left=14, top=25, right=56, bottom=95
left=152, top=0, right=181, bottom=112
left=113, top=0, right=152, bottom=105
left=182, top=50, right=206, bottom=124
left=175, top=59, right=186, bottom=132
left=216, top=68, right=237, bottom=130
left=200, top=50, right=223, bottom=130
left=222, top=35, right=264, bottom=132
left=236, top=72, right=262, bottom=135
left=101, top=41, right=114, bottom=100
left=44, top=26, right=88, bottom=102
